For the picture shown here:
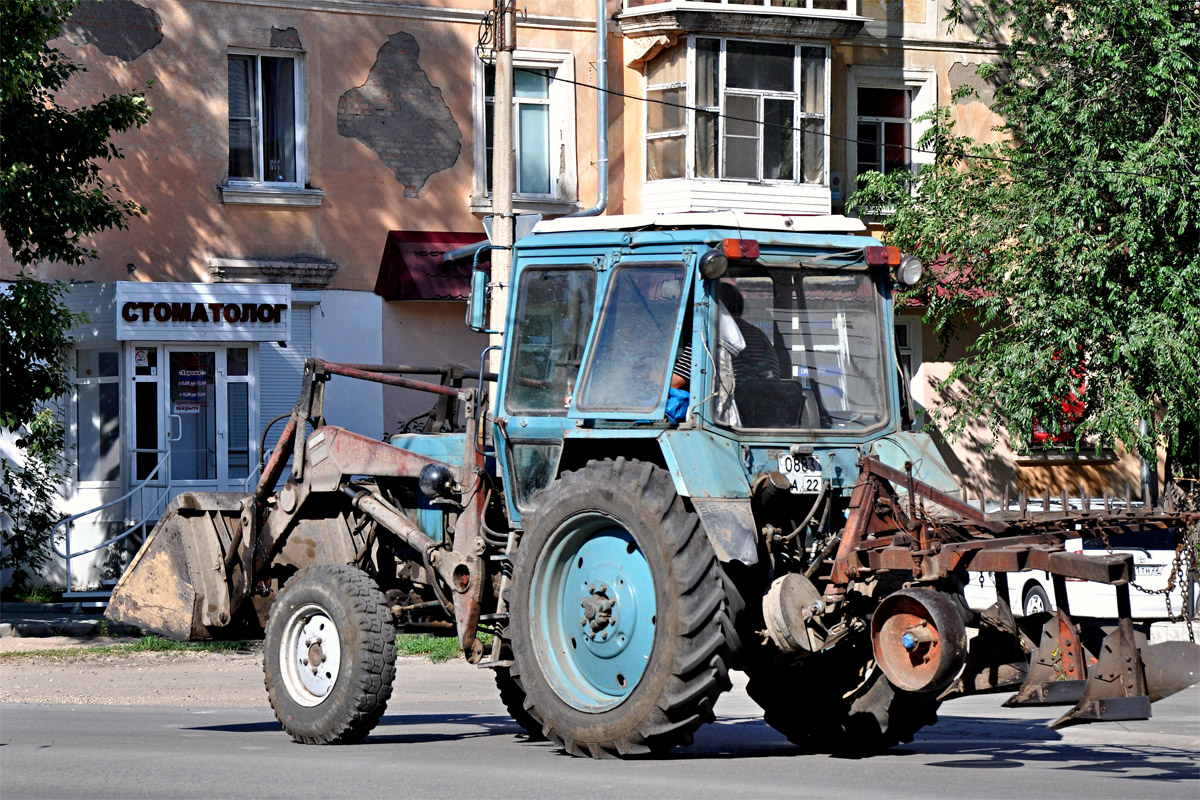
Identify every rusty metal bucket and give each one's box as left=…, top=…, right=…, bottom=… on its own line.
left=105, top=492, right=248, bottom=641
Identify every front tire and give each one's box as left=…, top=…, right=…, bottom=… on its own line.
left=264, top=564, right=397, bottom=744
left=1022, top=584, right=1051, bottom=617
left=509, top=459, right=735, bottom=757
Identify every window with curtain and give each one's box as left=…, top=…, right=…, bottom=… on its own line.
left=645, top=38, right=828, bottom=186
left=228, top=53, right=301, bottom=184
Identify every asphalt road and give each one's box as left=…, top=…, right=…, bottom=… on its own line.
left=2, top=664, right=1197, bottom=800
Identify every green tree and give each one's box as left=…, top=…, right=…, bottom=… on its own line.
left=2, top=0, right=151, bottom=265
left=851, top=0, right=1200, bottom=473
left=1, top=0, right=151, bottom=593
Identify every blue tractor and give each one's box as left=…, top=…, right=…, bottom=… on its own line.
left=108, top=212, right=1200, bottom=756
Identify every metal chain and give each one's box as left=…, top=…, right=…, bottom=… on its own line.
left=1099, top=519, right=1198, bottom=643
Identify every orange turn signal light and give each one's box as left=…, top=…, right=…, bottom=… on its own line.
left=864, top=245, right=901, bottom=266
left=722, top=238, right=760, bottom=259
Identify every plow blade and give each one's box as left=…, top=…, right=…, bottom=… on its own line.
left=105, top=492, right=247, bottom=641
left=1004, top=609, right=1089, bottom=707
left=1142, top=641, right=1200, bottom=702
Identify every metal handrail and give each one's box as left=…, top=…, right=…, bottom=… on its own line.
left=242, top=464, right=261, bottom=492
left=52, top=450, right=172, bottom=595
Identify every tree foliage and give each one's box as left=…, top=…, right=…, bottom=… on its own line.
left=1, top=0, right=151, bottom=266
left=851, top=0, right=1200, bottom=466
left=1, top=1, right=149, bottom=592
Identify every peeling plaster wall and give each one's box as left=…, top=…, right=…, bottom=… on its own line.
left=63, top=0, right=163, bottom=61
left=337, top=32, right=461, bottom=198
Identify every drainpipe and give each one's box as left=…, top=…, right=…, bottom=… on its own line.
left=569, top=0, right=609, bottom=218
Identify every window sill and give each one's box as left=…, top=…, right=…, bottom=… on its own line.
left=219, top=184, right=325, bottom=208
left=617, top=5, right=865, bottom=40
left=470, top=195, right=581, bottom=217
left=1015, top=448, right=1119, bottom=466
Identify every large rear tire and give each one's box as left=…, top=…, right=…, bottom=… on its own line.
left=264, top=564, right=397, bottom=744
left=744, top=634, right=941, bottom=753
left=494, top=664, right=546, bottom=740
left=508, top=458, right=736, bottom=757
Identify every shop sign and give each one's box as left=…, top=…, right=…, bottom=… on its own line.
left=115, top=282, right=291, bottom=342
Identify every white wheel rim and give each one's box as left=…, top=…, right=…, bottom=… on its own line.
left=280, top=603, right=342, bottom=707
left=1025, top=593, right=1046, bottom=615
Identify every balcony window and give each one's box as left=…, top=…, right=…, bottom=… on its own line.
left=646, top=38, right=828, bottom=186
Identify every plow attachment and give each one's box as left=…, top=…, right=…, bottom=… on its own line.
left=845, top=456, right=1200, bottom=728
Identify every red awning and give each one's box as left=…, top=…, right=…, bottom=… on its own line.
left=374, top=230, right=488, bottom=301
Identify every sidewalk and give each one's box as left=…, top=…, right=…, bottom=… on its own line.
left=0, top=602, right=139, bottom=639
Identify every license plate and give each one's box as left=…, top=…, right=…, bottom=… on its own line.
left=1135, top=565, right=1164, bottom=577
left=778, top=453, right=822, bottom=494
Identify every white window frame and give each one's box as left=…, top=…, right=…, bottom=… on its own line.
left=645, top=36, right=830, bottom=188
left=846, top=68, right=936, bottom=191
left=624, top=0, right=851, bottom=11
left=224, top=48, right=310, bottom=196
left=71, top=346, right=123, bottom=489
left=893, top=316, right=925, bottom=427
left=472, top=50, right=578, bottom=212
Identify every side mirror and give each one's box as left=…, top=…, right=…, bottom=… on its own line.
left=466, top=271, right=490, bottom=332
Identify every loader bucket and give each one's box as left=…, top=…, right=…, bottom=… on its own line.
left=106, top=492, right=248, bottom=641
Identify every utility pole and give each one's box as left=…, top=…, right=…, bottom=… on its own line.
left=489, top=0, right=516, bottom=364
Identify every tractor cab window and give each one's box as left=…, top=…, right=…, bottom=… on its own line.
left=576, top=264, right=688, bottom=414
left=505, top=268, right=597, bottom=414
left=718, top=267, right=890, bottom=431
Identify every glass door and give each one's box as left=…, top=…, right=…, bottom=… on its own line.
left=129, top=345, right=258, bottom=519
left=128, top=346, right=168, bottom=524
left=167, top=349, right=219, bottom=488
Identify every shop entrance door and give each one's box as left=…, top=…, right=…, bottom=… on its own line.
left=167, top=349, right=220, bottom=489
left=129, top=345, right=257, bottom=521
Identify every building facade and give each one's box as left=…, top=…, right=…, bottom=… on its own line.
left=2, top=0, right=1153, bottom=590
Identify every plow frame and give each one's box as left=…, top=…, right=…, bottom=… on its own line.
left=822, top=455, right=1199, bottom=724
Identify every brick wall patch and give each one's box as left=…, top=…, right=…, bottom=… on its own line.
left=337, top=32, right=461, bottom=198
left=63, top=0, right=163, bottom=62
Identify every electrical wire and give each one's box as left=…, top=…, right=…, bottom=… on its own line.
left=512, top=66, right=1200, bottom=186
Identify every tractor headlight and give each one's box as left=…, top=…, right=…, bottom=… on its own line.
left=897, top=255, right=923, bottom=286
left=698, top=248, right=729, bottom=280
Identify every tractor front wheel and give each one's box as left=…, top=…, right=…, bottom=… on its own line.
left=263, top=564, right=396, bottom=744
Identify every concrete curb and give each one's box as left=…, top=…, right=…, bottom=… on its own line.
left=0, top=619, right=139, bottom=639
left=1056, top=725, right=1200, bottom=751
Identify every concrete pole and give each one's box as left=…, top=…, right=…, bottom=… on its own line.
left=489, top=1, right=516, bottom=373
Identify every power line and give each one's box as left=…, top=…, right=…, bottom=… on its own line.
left=510, top=65, right=1200, bottom=186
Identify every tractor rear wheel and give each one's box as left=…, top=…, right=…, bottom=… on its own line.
left=264, top=564, right=396, bottom=744
left=508, top=458, right=736, bottom=757
left=493, top=659, right=545, bottom=739
left=744, top=635, right=941, bottom=753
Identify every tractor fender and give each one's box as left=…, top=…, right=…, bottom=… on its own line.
left=658, top=430, right=758, bottom=565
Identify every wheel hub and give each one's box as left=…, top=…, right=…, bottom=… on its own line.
left=532, top=521, right=657, bottom=711
left=280, top=607, right=342, bottom=706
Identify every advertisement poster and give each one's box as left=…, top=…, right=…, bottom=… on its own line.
left=171, top=354, right=212, bottom=414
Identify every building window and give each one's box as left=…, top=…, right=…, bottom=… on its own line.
left=73, top=349, right=121, bottom=485
left=474, top=51, right=577, bottom=210
left=626, top=0, right=848, bottom=9
left=227, top=53, right=305, bottom=185
left=894, top=317, right=925, bottom=428
left=646, top=38, right=828, bottom=186
left=845, top=69, right=936, bottom=203
left=856, top=88, right=911, bottom=189
left=486, top=66, right=553, bottom=195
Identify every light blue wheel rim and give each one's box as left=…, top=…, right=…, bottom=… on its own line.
left=529, top=515, right=657, bottom=712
